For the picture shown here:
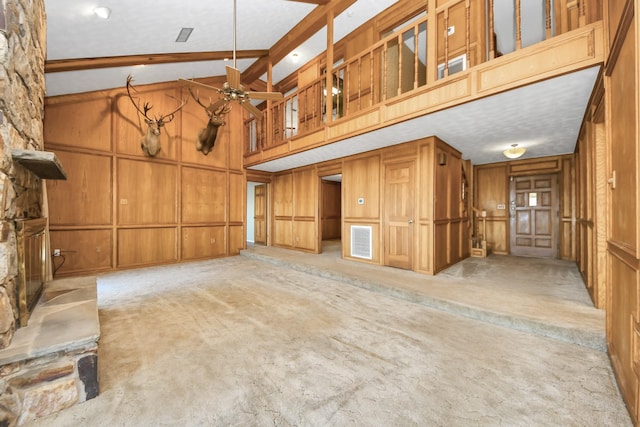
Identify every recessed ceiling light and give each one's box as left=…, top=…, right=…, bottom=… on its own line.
left=176, top=27, right=193, bottom=43
left=94, top=7, right=111, bottom=19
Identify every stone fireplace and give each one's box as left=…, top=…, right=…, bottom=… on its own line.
left=0, top=1, right=100, bottom=424
left=15, top=218, right=46, bottom=328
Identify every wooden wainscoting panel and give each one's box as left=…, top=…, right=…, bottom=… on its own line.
left=433, top=222, right=449, bottom=272
left=44, top=97, right=112, bottom=152
left=181, top=226, right=226, bottom=260
left=181, top=167, right=227, bottom=224
left=343, top=154, right=380, bottom=220
left=608, top=252, right=639, bottom=413
left=229, top=172, right=245, bottom=223
left=115, top=88, right=181, bottom=160
left=328, top=110, right=380, bottom=140
left=417, top=222, right=432, bottom=274
left=49, top=229, right=113, bottom=276
left=274, top=219, right=293, bottom=247
left=293, top=220, right=317, bottom=251
left=47, top=151, right=112, bottom=226
left=117, top=159, right=177, bottom=225
left=117, top=227, right=177, bottom=267
left=486, top=219, right=508, bottom=254
left=229, top=225, right=245, bottom=255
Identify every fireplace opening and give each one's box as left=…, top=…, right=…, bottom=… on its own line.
left=15, top=218, right=47, bottom=328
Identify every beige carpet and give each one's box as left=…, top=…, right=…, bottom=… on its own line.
left=31, top=255, right=630, bottom=426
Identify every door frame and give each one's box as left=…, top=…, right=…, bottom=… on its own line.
left=508, top=173, right=560, bottom=258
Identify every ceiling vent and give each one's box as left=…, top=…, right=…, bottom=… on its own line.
left=176, top=28, right=193, bottom=43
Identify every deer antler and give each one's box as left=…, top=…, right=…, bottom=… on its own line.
left=188, top=87, right=229, bottom=117
left=126, top=75, right=153, bottom=121
left=126, top=74, right=187, bottom=123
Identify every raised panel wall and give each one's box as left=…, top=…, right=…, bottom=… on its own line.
left=45, top=79, right=245, bottom=276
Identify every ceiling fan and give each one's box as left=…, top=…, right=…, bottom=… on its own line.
left=179, top=0, right=283, bottom=118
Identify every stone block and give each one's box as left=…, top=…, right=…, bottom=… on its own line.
left=78, top=354, right=98, bottom=400
left=9, top=363, right=74, bottom=388
left=17, top=378, right=78, bottom=425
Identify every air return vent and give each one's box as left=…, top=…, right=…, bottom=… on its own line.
left=350, top=226, right=372, bottom=260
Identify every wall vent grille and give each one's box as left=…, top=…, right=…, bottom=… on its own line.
left=350, top=225, right=372, bottom=260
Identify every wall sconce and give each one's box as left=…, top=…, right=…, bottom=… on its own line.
left=503, top=143, right=526, bottom=159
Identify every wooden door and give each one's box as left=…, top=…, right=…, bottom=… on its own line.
left=384, top=160, right=415, bottom=269
left=253, top=184, right=267, bottom=245
left=509, top=174, right=558, bottom=258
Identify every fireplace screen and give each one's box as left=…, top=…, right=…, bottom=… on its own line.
left=16, top=218, right=47, bottom=328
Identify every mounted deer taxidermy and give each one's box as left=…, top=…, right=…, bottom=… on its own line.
left=188, top=87, right=231, bottom=155
left=126, top=75, right=187, bottom=157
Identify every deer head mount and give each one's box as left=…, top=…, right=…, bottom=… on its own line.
left=188, top=87, right=231, bottom=156
left=126, top=75, right=187, bottom=157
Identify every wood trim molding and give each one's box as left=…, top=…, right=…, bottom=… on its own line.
left=45, top=50, right=269, bottom=73
left=607, top=239, right=640, bottom=270
left=604, top=0, right=634, bottom=76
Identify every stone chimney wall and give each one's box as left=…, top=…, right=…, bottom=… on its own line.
left=0, top=0, right=47, bottom=349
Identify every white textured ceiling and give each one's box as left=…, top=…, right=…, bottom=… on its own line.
left=44, top=0, right=397, bottom=96
left=249, top=66, right=601, bottom=170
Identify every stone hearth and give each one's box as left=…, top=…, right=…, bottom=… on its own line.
left=0, top=277, right=99, bottom=425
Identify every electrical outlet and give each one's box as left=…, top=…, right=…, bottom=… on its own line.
left=53, top=248, right=61, bottom=257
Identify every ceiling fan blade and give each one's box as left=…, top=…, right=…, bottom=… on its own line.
left=206, top=98, right=228, bottom=114
left=178, top=78, right=222, bottom=93
left=241, top=101, right=263, bottom=118
left=226, top=66, right=242, bottom=89
left=246, top=91, right=284, bottom=100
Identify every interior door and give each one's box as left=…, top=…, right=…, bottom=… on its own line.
left=509, top=174, right=558, bottom=258
left=384, top=160, right=414, bottom=269
left=253, top=184, right=267, bottom=245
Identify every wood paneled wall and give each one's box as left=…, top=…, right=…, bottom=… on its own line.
left=272, top=168, right=319, bottom=252
left=44, top=79, right=246, bottom=276
left=474, top=155, right=575, bottom=258
left=602, top=0, right=640, bottom=422
left=269, top=137, right=466, bottom=274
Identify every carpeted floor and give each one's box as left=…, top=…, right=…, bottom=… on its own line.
left=31, top=252, right=631, bottom=426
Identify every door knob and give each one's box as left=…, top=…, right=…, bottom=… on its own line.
left=408, top=219, right=414, bottom=224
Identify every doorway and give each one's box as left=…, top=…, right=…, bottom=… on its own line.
left=247, top=182, right=267, bottom=246
left=383, top=160, right=415, bottom=269
left=320, top=175, right=342, bottom=254
left=509, top=174, right=559, bottom=258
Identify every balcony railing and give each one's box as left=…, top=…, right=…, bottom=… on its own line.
left=245, top=0, right=602, bottom=155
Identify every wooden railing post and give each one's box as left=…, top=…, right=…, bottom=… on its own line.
left=465, top=0, right=471, bottom=69
left=325, top=9, right=334, bottom=125
left=545, top=0, right=553, bottom=39
left=444, top=9, right=450, bottom=78
left=488, top=0, right=495, bottom=59
left=515, top=0, right=522, bottom=50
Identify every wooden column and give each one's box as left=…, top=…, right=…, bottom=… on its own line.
left=325, top=9, right=334, bottom=124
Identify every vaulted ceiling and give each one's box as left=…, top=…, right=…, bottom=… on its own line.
left=43, top=1, right=601, bottom=167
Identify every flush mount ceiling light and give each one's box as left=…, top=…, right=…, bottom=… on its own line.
left=94, top=7, right=111, bottom=19
left=503, top=143, right=526, bottom=159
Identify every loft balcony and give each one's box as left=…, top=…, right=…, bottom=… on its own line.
left=244, top=0, right=604, bottom=172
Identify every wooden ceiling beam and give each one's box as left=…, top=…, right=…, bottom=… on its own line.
left=285, top=0, right=331, bottom=4
left=241, top=0, right=356, bottom=84
left=45, top=49, right=269, bottom=73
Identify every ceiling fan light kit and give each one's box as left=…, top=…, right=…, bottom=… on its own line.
left=503, top=143, right=526, bottom=159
